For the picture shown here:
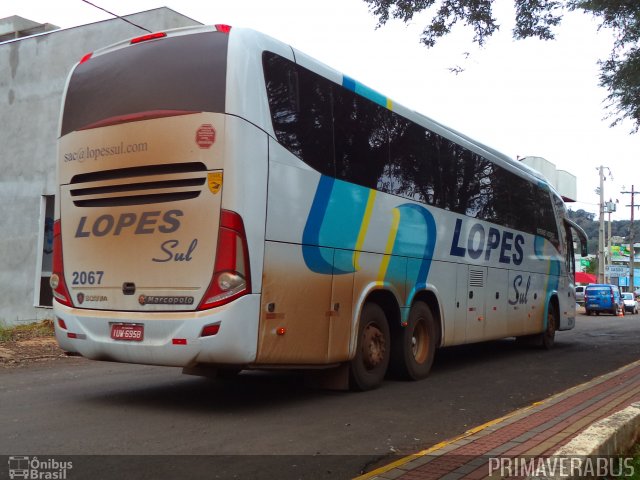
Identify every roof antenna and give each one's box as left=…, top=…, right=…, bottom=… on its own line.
left=81, top=0, right=152, bottom=33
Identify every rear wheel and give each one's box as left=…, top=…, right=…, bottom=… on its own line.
left=390, top=301, right=437, bottom=380
left=349, top=303, right=391, bottom=391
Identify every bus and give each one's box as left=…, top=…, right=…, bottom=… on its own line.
left=52, top=24, right=588, bottom=390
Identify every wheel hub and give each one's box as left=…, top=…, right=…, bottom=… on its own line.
left=362, top=324, right=385, bottom=370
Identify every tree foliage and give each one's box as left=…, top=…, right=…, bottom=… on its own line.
left=567, top=208, right=633, bottom=254
left=363, top=0, right=640, bottom=130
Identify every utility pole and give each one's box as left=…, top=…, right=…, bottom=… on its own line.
left=598, top=167, right=606, bottom=283
left=606, top=201, right=614, bottom=283
left=621, top=185, right=638, bottom=292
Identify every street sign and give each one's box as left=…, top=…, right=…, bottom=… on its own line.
left=606, top=265, right=629, bottom=277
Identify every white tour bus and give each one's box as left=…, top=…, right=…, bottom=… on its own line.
left=52, top=25, right=588, bottom=390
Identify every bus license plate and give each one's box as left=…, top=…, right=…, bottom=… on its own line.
left=110, top=323, right=144, bottom=342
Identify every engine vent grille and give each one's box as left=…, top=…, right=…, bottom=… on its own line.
left=469, top=269, right=485, bottom=288
left=69, top=162, right=207, bottom=207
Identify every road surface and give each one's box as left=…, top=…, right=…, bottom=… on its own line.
left=2, top=313, right=640, bottom=479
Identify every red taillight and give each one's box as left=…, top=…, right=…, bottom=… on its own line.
left=130, top=31, right=167, bottom=44
left=215, top=24, right=232, bottom=33
left=50, top=220, right=73, bottom=307
left=198, top=210, right=251, bottom=310
left=79, top=52, right=93, bottom=64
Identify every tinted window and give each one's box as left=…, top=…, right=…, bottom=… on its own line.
left=62, top=32, right=228, bottom=136
left=263, top=52, right=335, bottom=176
left=262, top=51, right=560, bottom=246
left=334, top=84, right=390, bottom=188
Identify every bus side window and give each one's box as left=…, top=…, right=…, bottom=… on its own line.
left=263, top=51, right=335, bottom=177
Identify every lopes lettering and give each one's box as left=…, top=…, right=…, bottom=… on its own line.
left=449, top=219, right=524, bottom=265
left=75, top=210, right=183, bottom=238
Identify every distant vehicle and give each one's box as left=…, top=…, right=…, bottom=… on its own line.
left=575, top=286, right=585, bottom=305
left=584, top=284, right=624, bottom=316
left=622, top=292, right=638, bottom=314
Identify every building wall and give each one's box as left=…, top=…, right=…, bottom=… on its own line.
left=0, top=8, right=201, bottom=325
left=520, top=156, right=577, bottom=202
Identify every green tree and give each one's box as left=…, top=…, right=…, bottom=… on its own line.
left=583, top=256, right=597, bottom=274
left=363, top=0, right=640, bottom=131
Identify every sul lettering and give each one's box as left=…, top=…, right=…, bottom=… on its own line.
left=509, top=275, right=531, bottom=305
left=152, top=239, right=198, bottom=263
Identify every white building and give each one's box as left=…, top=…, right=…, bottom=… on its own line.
left=0, top=9, right=200, bottom=325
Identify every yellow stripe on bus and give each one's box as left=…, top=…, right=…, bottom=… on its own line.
left=377, top=207, right=400, bottom=283
left=353, top=190, right=377, bottom=270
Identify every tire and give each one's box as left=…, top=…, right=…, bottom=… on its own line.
left=390, top=301, right=437, bottom=380
left=585, top=309, right=591, bottom=316
left=349, top=303, right=391, bottom=391
left=540, top=303, right=558, bottom=350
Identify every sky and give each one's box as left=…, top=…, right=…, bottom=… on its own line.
left=3, top=0, right=639, bottom=221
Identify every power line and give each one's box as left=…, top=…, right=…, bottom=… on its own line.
left=80, top=0, right=151, bottom=33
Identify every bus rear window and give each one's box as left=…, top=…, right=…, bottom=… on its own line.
left=61, top=31, right=228, bottom=136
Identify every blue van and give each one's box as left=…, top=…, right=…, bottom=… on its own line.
left=584, top=284, right=624, bottom=316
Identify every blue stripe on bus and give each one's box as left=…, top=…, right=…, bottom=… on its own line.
left=397, top=204, right=437, bottom=304
left=302, top=175, right=336, bottom=274
left=535, top=235, right=561, bottom=328
left=342, top=75, right=389, bottom=109
left=302, top=176, right=369, bottom=274
left=302, top=178, right=437, bottom=299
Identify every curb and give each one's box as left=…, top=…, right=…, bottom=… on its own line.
left=527, top=402, right=640, bottom=480
left=354, top=360, right=640, bottom=480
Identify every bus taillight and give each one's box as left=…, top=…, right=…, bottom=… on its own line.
left=79, top=52, right=92, bottom=64
left=130, top=32, right=167, bottom=44
left=50, top=220, right=73, bottom=307
left=198, top=210, right=251, bottom=310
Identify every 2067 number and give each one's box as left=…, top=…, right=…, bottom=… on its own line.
left=72, top=270, right=104, bottom=286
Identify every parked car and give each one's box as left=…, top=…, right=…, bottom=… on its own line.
left=584, top=284, right=624, bottom=316
left=622, top=292, right=638, bottom=314
left=575, top=285, right=585, bottom=305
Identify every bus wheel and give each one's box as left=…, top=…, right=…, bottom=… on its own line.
left=391, top=301, right=436, bottom=380
left=541, top=304, right=558, bottom=350
left=349, top=303, right=390, bottom=391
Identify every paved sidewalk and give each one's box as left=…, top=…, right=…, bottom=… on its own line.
left=357, top=360, right=640, bottom=480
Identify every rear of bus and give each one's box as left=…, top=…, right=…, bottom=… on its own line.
left=52, top=25, right=266, bottom=367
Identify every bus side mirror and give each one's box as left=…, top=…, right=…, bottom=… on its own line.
left=565, top=218, right=588, bottom=257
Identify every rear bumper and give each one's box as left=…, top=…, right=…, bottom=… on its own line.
left=53, top=294, right=260, bottom=367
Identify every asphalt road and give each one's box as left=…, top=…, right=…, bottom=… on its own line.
left=2, top=312, right=640, bottom=480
